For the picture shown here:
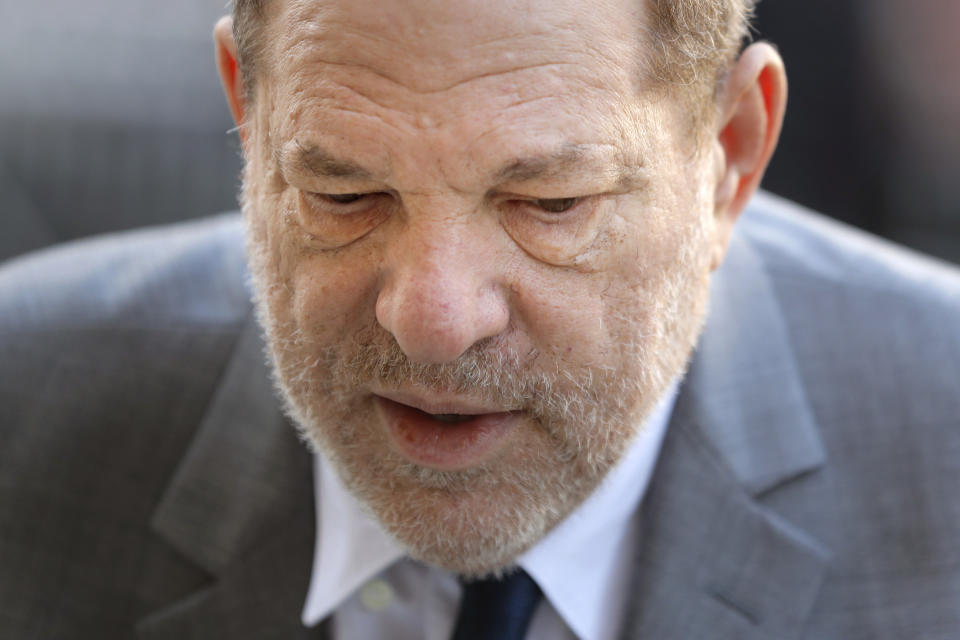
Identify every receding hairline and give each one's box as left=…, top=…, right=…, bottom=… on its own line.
left=230, top=0, right=757, bottom=126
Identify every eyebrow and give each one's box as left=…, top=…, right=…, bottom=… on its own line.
left=278, top=140, right=644, bottom=189
left=278, top=140, right=374, bottom=180
left=494, top=144, right=590, bottom=183
left=494, top=143, right=645, bottom=189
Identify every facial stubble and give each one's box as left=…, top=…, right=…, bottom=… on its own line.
left=243, top=179, right=712, bottom=577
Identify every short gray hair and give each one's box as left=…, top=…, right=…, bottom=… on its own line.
left=231, top=0, right=756, bottom=117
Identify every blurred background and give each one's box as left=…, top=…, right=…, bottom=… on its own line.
left=1, top=0, right=959, bottom=264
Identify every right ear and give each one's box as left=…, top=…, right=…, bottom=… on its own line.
left=214, top=16, right=248, bottom=142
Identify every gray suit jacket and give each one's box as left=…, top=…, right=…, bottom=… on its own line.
left=2, top=192, right=959, bottom=639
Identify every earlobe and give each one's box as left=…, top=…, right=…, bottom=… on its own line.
left=711, top=42, right=787, bottom=268
left=214, top=16, right=248, bottom=140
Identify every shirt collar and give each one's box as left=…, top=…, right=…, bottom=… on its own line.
left=301, top=454, right=405, bottom=626
left=518, top=379, right=678, bottom=639
left=302, top=380, right=679, bottom=636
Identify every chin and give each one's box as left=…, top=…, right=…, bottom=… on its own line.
left=282, top=378, right=603, bottom=575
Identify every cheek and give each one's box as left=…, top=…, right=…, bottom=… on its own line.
left=509, top=264, right=610, bottom=367
left=507, top=211, right=652, bottom=364
left=516, top=201, right=704, bottom=365
left=254, top=187, right=381, bottom=344
left=289, top=247, right=381, bottom=345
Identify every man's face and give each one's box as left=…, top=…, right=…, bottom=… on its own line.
left=242, top=0, right=721, bottom=575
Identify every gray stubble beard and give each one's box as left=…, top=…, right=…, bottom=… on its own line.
left=243, top=190, right=712, bottom=576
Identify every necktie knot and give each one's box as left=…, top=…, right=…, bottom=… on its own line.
left=449, top=569, right=543, bottom=640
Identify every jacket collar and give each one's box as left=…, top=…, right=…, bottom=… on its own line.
left=139, top=316, right=325, bottom=639
left=622, top=224, right=830, bottom=638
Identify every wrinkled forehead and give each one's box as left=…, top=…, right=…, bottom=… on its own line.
left=259, top=0, right=649, bottom=95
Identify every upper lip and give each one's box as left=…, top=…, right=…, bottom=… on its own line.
left=373, top=389, right=517, bottom=415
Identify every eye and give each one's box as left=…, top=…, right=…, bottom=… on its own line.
left=499, top=193, right=606, bottom=265
left=533, top=197, right=580, bottom=213
left=323, top=193, right=368, bottom=204
left=295, top=190, right=391, bottom=249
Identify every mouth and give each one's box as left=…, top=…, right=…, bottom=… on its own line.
left=429, top=413, right=478, bottom=424
left=373, top=394, right=521, bottom=471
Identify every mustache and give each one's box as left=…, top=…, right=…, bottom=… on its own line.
left=331, top=325, right=545, bottom=408
left=300, top=322, right=611, bottom=431
left=279, top=320, right=628, bottom=431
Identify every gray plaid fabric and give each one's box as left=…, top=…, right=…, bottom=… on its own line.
left=2, top=192, right=960, bottom=638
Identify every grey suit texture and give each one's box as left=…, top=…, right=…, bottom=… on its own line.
left=1, top=192, right=959, bottom=639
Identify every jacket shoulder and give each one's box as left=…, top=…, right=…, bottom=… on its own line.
left=737, top=195, right=960, bottom=636
left=740, top=191, right=960, bottom=424
left=742, top=191, right=960, bottom=306
left=0, top=212, right=251, bottom=333
left=0, top=216, right=253, bottom=634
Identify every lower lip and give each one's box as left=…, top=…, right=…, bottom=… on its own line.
left=375, top=397, right=519, bottom=471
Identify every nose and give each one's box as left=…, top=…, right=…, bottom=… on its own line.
left=375, top=219, right=510, bottom=364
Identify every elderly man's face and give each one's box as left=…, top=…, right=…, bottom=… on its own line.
left=241, top=0, right=721, bottom=575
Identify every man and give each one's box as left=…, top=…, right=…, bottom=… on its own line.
left=1, top=0, right=959, bottom=638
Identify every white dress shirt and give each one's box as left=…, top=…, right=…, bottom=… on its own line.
left=302, top=380, right=678, bottom=640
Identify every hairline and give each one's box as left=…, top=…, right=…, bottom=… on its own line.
left=231, top=0, right=755, bottom=139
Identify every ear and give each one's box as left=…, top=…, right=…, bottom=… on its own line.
left=710, top=42, right=787, bottom=269
left=214, top=16, right=249, bottom=142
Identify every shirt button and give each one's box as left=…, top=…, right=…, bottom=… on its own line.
left=360, top=579, right=395, bottom=612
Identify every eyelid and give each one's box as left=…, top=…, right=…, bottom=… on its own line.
left=294, top=190, right=390, bottom=249
left=326, top=191, right=379, bottom=205
left=501, top=195, right=598, bottom=227
left=494, top=187, right=596, bottom=201
left=531, top=196, right=581, bottom=213
left=506, top=194, right=591, bottom=210
left=322, top=193, right=367, bottom=204
left=307, top=191, right=387, bottom=204
left=300, top=191, right=393, bottom=218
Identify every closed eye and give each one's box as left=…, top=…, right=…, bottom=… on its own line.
left=321, top=193, right=372, bottom=204
left=313, top=192, right=583, bottom=217
left=300, top=191, right=392, bottom=219
left=532, top=197, right=580, bottom=213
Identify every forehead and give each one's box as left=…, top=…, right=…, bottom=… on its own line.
left=263, top=0, right=648, bottom=93
left=255, top=0, right=680, bottom=183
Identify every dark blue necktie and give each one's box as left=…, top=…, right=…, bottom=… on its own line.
left=449, top=569, right=544, bottom=640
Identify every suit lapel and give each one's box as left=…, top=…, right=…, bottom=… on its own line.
left=622, top=228, right=830, bottom=639
left=138, top=317, right=326, bottom=639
